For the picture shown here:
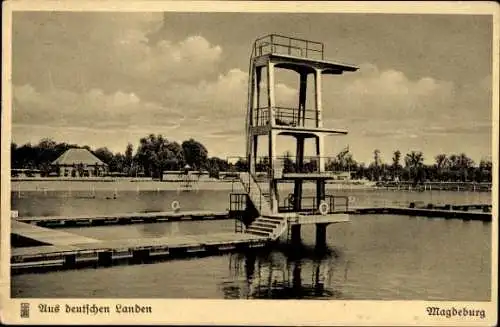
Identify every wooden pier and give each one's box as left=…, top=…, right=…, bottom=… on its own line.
left=11, top=220, right=269, bottom=273
left=11, top=220, right=101, bottom=246
left=351, top=206, right=492, bottom=222
left=15, top=210, right=230, bottom=227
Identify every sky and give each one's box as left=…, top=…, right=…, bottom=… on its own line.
left=10, top=9, right=494, bottom=165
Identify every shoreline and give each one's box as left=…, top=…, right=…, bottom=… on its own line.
left=10, top=179, right=374, bottom=192
left=10, top=178, right=490, bottom=193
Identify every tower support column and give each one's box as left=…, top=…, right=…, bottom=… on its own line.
left=315, top=223, right=328, bottom=250
left=293, top=135, right=305, bottom=211
left=268, top=130, right=278, bottom=213
left=292, top=261, right=302, bottom=291
left=315, top=134, right=325, bottom=173
left=314, top=69, right=323, bottom=128
left=290, top=225, right=301, bottom=244
left=298, top=72, right=308, bottom=126
left=250, top=134, right=258, bottom=175
left=267, top=61, right=276, bottom=127
left=316, top=179, right=326, bottom=210
left=293, top=180, right=302, bottom=212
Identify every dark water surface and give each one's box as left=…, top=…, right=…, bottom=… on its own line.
left=11, top=189, right=491, bottom=300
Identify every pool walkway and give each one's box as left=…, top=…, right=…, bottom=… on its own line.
left=10, top=203, right=492, bottom=273
left=11, top=220, right=101, bottom=245
left=15, top=210, right=230, bottom=227
left=11, top=220, right=269, bottom=273
left=350, top=205, right=492, bottom=222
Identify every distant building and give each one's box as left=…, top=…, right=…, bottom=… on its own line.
left=335, top=171, right=352, bottom=180
left=11, top=168, right=42, bottom=178
left=51, top=148, right=108, bottom=177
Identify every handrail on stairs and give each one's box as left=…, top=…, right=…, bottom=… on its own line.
left=240, top=171, right=269, bottom=214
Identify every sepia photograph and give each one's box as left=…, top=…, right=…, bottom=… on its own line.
left=1, top=1, right=498, bottom=325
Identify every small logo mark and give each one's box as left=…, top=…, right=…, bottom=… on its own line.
left=20, top=303, right=30, bottom=318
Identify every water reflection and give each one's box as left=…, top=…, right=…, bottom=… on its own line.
left=220, top=244, right=344, bottom=299
left=139, top=222, right=171, bottom=237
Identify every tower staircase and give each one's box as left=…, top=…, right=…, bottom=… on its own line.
left=238, top=172, right=287, bottom=240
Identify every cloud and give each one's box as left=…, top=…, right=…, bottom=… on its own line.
left=10, top=13, right=492, bottom=162
left=420, top=122, right=492, bottom=136
left=12, top=12, right=223, bottom=97
left=126, top=35, right=223, bottom=84
left=13, top=84, right=184, bottom=129
left=322, top=63, right=455, bottom=121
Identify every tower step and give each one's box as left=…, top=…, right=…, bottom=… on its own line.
left=259, top=216, right=285, bottom=223
left=252, top=221, right=279, bottom=228
left=245, top=230, right=271, bottom=237
left=247, top=225, right=275, bottom=233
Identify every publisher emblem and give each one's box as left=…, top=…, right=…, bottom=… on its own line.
left=20, top=303, right=30, bottom=318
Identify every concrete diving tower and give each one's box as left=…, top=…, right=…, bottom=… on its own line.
left=231, top=34, right=359, bottom=249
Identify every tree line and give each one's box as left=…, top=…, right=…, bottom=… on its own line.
left=11, top=136, right=492, bottom=183
left=11, top=135, right=228, bottom=180
left=324, top=148, right=492, bottom=184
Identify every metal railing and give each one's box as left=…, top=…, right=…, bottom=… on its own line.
left=281, top=194, right=349, bottom=214
left=227, top=156, right=354, bottom=176
left=239, top=172, right=270, bottom=215
left=253, top=34, right=324, bottom=60
left=235, top=220, right=245, bottom=233
left=253, top=107, right=317, bottom=128
left=229, top=193, right=247, bottom=212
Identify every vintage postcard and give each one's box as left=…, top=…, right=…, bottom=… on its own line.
left=1, top=1, right=498, bottom=325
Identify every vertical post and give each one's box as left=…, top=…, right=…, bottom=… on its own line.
left=291, top=225, right=301, bottom=244
left=316, top=180, right=326, bottom=210
left=294, top=135, right=304, bottom=212
left=268, top=62, right=275, bottom=127
left=255, top=67, right=262, bottom=125
left=315, top=223, right=327, bottom=250
left=298, top=72, right=307, bottom=127
left=316, top=134, right=325, bottom=173
left=292, top=261, right=302, bottom=292
left=244, top=253, right=256, bottom=281
left=296, top=136, right=305, bottom=173
left=251, top=135, right=258, bottom=175
left=269, top=130, right=278, bottom=213
left=315, top=69, right=323, bottom=128
left=246, top=58, right=256, bottom=168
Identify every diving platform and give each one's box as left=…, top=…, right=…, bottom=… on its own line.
left=252, top=34, right=358, bottom=73
left=230, top=34, right=359, bottom=248
left=280, top=172, right=344, bottom=180
left=253, top=52, right=358, bottom=74
left=249, top=124, right=348, bottom=136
